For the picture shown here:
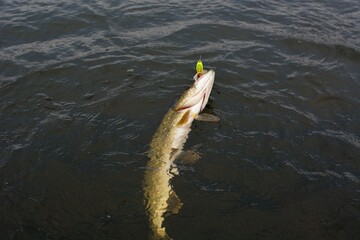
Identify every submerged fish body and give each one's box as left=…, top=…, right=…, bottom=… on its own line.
left=144, top=70, right=215, bottom=239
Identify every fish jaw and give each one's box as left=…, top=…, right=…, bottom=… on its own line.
left=175, top=70, right=215, bottom=120
left=195, top=69, right=215, bottom=112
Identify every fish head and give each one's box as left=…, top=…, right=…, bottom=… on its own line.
left=175, top=70, right=215, bottom=124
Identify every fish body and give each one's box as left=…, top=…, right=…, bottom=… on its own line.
left=144, top=70, right=215, bottom=239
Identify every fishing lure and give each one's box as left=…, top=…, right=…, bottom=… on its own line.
left=196, top=59, right=203, bottom=75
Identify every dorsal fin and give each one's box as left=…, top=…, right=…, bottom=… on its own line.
left=177, top=110, right=190, bottom=126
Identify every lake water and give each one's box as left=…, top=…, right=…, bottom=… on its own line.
left=1, top=0, right=359, bottom=239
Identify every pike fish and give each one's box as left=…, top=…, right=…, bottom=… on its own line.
left=143, top=69, right=216, bottom=239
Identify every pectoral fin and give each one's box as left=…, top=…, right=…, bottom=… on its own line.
left=166, top=191, right=183, bottom=214
left=177, top=110, right=191, bottom=126
left=175, top=150, right=201, bottom=165
left=195, top=113, right=220, bottom=122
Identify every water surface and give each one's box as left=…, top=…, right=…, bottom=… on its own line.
left=1, top=0, right=360, bottom=239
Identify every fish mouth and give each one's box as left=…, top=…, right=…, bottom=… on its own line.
left=195, top=69, right=215, bottom=82
left=197, top=69, right=215, bottom=111
left=175, top=70, right=215, bottom=113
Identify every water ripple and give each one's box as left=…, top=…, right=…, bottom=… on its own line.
left=312, top=130, right=360, bottom=149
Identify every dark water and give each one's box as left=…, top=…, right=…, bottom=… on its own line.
left=1, top=0, right=360, bottom=239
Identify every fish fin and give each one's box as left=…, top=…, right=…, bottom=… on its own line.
left=177, top=110, right=191, bottom=126
left=166, top=190, right=183, bottom=214
left=195, top=113, right=220, bottom=122
left=175, top=150, right=201, bottom=165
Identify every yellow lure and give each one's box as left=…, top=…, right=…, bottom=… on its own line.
left=196, top=59, right=203, bottom=74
